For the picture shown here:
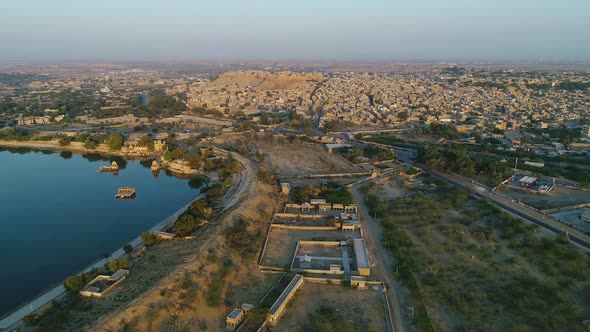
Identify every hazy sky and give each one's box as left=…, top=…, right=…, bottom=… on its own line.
left=1, top=0, right=589, bottom=62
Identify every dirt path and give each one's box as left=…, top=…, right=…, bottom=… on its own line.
left=351, top=185, right=406, bottom=332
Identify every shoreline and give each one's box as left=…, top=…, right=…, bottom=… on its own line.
left=0, top=139, right=199, bottom=178
left=0, top=139, right=156, bottom=159
left=0, top=190, right=206, bottom=330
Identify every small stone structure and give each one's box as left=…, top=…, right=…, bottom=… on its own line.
left=268, top=274, right=304, bottom=323
left=79, top=269, right=129, bottom=298
left=115, top=187, right=136, bottom=199
left=226, top=308, right=244, bottom=330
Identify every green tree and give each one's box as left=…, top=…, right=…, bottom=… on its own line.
left=84, top=137, right=98, bottom=150
left=185, top=152, right=202, bottom=168
left=57, top=136, right=71, bottom=146
left=188, top=199, right=213, bottom=219
left=138, top=135, right=155, bottom=152
left=397, top=110, right=409, bottom=122
left=141, top=232, right=157, bottom=246
left=107, top=133, right=124, bottom=150
left=64, top=275, right=85, bottom=292
left=123, top=244, right=133, bottom=253
left=108, top=257, right=129, bottom=272
left=173, top=214, right=197, bottom=236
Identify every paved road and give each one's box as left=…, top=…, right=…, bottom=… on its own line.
left=351, top=185, right=406, bottom=332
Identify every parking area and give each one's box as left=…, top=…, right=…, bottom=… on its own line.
left=550, top=209, right=590, bottom=233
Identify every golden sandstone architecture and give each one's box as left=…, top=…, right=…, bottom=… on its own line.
left=79, top=269, right=129, bottom=298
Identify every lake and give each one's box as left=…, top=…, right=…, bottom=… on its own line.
left=0, top=148, right=200, bottom=317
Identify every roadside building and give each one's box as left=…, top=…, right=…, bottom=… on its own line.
left=79, top=269, right=129, bottom=298
left=267, top=274, right=304, bottom=323
left=353, top=239, right=370, bottom=276
left=280, top=182, right=291, bottom=195
left=226, top=308, right=244, bottom=330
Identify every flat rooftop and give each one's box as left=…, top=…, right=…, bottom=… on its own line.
left=353, top=239, right=369, bottom=269
left=269, top=274, right=303, bottom=315
left=228, top=308, right=243, bottom=319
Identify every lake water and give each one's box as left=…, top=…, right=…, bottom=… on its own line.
left=0, top=148, right=200, bottom=317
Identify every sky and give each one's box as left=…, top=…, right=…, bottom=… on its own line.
left=0, top=0, right=589, bottom=62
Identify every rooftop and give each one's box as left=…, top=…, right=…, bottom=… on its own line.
left=268, top=274, right=303, bottom=315
left=353, top=239, right=369, bottom=270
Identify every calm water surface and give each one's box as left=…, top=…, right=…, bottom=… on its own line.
left=0, top=148, right=199, bottom=316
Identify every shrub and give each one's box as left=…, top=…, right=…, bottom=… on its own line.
left=141, top=232, right=157, bottom=246
left=108, top=258, right=128, bottom=273
left=57, top=136, right=71, bottom=146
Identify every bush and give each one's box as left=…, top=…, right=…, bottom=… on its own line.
left=107, top=133, right=124, bottom=150
left=84, top=138, right=98, bottom=150
left=108, top=257, right=128, bottom=272
left=123, top=244, right=133, bottom=253
left=57, top=136, right=71, bottom=146
left=173, top=214, right=200, bottom=236
left=141, top=232, right=157, bottom=246
left=63, top=275, right=85, bottom=292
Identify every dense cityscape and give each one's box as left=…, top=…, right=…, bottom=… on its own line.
left=1, top=0, right=590, bottom=331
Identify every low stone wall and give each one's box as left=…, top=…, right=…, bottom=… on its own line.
left=257, top=216, right=275, bottom=267
left=258, top=265, right=288, bottom=272
left=291, top=268, right=344, bottom=275
left=297, top=240, right=341, bottom=246
left=303, top=277, right=345, bottom=284
left=274, top=213, right=326, bottom=219
left=271, top=224, right=336, bottom=231
left=541, top=202, right=590, bottom=214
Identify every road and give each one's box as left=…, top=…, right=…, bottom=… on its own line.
left=351, top=185, right=406, bottom=332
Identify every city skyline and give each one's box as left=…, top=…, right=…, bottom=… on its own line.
left=1, top=0, right=589, bottom=63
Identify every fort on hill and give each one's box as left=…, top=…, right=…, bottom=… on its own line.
left=212, top=71, right=325, bottom=90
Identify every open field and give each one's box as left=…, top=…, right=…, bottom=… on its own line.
left=499, top=185, right=590, bottom=210
left=292, top=243, right=347, bottom=270
left=261, top=228, right=360, bottom=268
left=274, top=216, right=334, bottom=227
left=362, top=176, right=590, bottom=331
left=274, top=283, right=388, bottom=332
left=219, top=134, right=359, bottom=176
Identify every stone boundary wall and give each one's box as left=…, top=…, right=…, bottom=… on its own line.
left=274, top=212, right=326, bottom=219
left=257, top=216, right=276, bottom=267
left=541, top=202, right=590, bottom=214
left=271, top=224, right=336, bottom=231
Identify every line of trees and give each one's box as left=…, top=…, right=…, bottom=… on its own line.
left=418, top=144, right=513, bottom=185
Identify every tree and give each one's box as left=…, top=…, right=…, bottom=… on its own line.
left=188, top=199, right=213, bottom=219
left=64, top=275, right=85, bottom=292
left=141, top=232, right=157, bottom=246
left=185, top=152, right=202, bottom=168
left=107, top=133, right=124, bottom=150
left=84, top=137, right=98, bottom=150
left=123, top=244, right=133, bottom=254
left=206, top=183, right=225, bottom=202
left=58, top=136, right=71, bottom=146
left=108, top=258, right=128, bottom=272
left=173, top=214, right=197, bottom=236
left=138, top=135, right=155, bottom=152
left=397, top=110, right=409, bottom=122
